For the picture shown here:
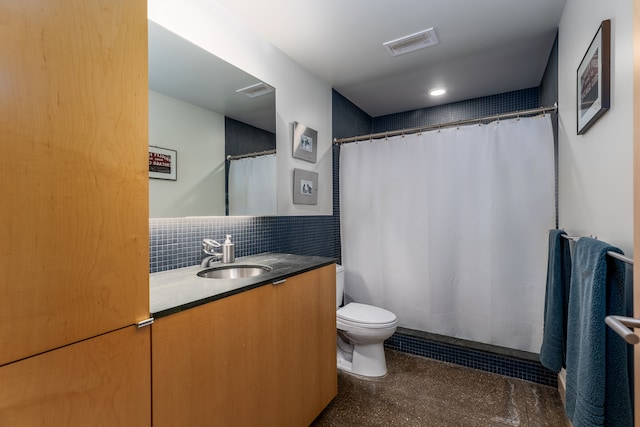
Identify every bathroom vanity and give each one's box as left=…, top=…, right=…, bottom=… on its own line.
left=150, top=253, right=337, bottom=426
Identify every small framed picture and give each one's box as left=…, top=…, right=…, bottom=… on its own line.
left=576, top=19, right=611, bottom=135
left=149, top=146, right=177, bottom=180
left=293, top=168, right=318, bottom=205
left=292, top=122, right=317, bottom=163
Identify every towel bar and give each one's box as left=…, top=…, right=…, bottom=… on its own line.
left=605, top=315, right=640, bottom=345
left=560, top=234, right=634, bottom=265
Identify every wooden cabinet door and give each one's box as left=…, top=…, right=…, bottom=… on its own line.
left=0, top=0, right=149, bottom=365
left=275, top=265, right=337, bottom=426
left=153, top=265, right=337, bottom=426
left=0, top=326, right=151, bottom=426
left=152, top=285, right=279, bottom=427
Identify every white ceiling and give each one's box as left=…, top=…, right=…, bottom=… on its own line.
left=215, top=0, right=566, bottom=117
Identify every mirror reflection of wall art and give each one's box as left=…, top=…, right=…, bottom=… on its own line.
left=292, top=122, right=317, bottom=163
left=293, top=168, right=318, bottom=205
left=149, top=146, right=177, bottom=180
left=576, top=19, right=610, bottom=135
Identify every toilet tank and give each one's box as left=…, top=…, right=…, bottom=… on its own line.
left=336, top=264, right=344, bottom=307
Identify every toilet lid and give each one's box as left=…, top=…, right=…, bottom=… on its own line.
left=337, top=302, right=397, bottom=325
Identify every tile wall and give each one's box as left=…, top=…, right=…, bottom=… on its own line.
left=385, top=332, right=557, bottom=387
left=150, top=215, right=338, bottom=273
left=372, top=87, right=540, bottom=133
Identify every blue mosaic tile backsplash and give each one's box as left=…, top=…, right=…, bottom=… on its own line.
left=150, top=216, right=339, bottom=273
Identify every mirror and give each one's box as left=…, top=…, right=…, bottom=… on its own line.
left=148, top=20, right=276, bottom=218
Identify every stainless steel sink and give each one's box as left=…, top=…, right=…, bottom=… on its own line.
left=197, top=265, right=272, bottom=279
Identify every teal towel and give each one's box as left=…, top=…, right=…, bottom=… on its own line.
left=565, top=237, right=631, bottom=427
left=539, top=229, right=571, bottom=372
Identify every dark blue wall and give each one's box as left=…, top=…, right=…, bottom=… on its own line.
left=225, top=117, right=276, bottom=156
left=332, top=90, right=372, bottom=139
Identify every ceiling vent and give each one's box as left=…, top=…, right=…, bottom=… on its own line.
left=236, top=82, right=274, bottom=98
left=383, top=28, right=439, bottom=57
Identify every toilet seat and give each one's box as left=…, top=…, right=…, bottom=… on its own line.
left=337, top=303, right=397, bottom=329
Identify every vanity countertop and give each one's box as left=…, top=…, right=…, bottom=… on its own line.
left=150, top=252, right=335, bottom=318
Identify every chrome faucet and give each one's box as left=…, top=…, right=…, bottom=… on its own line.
left=200, top=238, right=222, bottom=268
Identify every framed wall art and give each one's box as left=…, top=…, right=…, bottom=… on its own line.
left=149, top=146, right=177, bottom=180
left=576, top=19, right=610, bottom=135
left=292, top=121, right=317, bottom=163
left=292, top=168, right=318, bottom=205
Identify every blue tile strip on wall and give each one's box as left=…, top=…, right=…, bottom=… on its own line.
left=372, top=87, right=540, bottom=133
left=385, top=333, right=557, bottom=387
left=150, top=216, right=339, bottom=273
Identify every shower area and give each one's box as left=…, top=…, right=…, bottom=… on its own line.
left=332, top=81, right=559, bottom=383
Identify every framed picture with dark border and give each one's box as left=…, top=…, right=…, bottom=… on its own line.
left=149, top=146, right=177, bottom=180
left=292, top=168, right=318, bottom=205
left=576, top=19, right=610, bottom=135
left=292, top=122, right=317, bottom=163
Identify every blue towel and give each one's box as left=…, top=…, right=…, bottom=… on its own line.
left=539, top=229, right=572, bottom=372
left=565, top=237, right=632, bottom=427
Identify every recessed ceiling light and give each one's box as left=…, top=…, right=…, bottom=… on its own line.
left=429, top=88, right=446, bottom=97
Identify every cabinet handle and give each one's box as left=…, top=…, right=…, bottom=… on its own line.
left=136, top=318, right=154, bottom=328
left=272, top=279, right=287, bottom=285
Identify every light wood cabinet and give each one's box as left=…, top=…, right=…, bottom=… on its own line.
left=0, top=326, right=151, bottom=426
left=153, top=284, right=279, bottom=426
left=0, top=0, right=149, bottom=366
left=276, top=264, right=337, bottom=426
left=152, top=265, right=337, bottom=426
left=0, top=0, right=150, bottom=423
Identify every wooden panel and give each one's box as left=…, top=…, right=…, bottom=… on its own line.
left=276, top=265, right=337, bottom=426
left=152, top=285, right=279, bottom=427
left=633, top=0, right=640, bottom=423
left=0, top=326, right=151, bottom=426
left=0, top=0, right=149, bottom=365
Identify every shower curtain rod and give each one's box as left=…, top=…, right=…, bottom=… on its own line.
left=226, top=149, right=276, bottom=161
left=561, top=233, right=634, bottom=265
left=333, top=103, right=558, bottom=145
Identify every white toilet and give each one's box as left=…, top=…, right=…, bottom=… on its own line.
left=336, top=264, right=398, bottom=377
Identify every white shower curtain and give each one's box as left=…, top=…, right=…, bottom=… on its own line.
left=340, top=115, right=555, bottom=353
left=228, top=154, right=276, bottom=215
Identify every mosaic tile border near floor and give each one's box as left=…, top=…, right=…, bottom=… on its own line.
left=385, top=330, right=557, bottom=387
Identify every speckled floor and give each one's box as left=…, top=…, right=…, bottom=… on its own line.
left=311, top=349, right=569, bottom=427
